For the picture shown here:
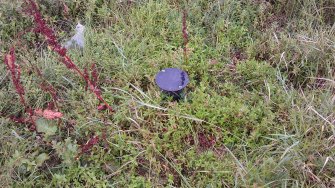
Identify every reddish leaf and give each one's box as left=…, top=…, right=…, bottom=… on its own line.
left=42, top=109, right=63, bottom=119
left=34, top=109, right=63, bottom=119
left=81, top=136, right=99, bottom=153
left=97, top=104, right=107, bottom=111
left=34, top=109, right=44, bottom=116
left=61, top=1, right=69, bottom=15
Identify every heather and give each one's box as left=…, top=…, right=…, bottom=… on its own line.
left=1, top=0, right=334, bottom=187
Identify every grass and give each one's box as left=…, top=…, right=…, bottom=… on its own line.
left=1, top=0, right=334, bottom=187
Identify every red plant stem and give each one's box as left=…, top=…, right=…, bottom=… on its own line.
left=182, top=9, right=188, bottom=64
left=4, top=48, right=36, bottom=130
left=4, top=48, right=26, bottom=107
left=34, top=66, right=59, bottom=104
left=91, top=63, right=98, bottom=86
left=83, top=67, right=89, bottom=91
left=24, top=0, right=113, bottom=111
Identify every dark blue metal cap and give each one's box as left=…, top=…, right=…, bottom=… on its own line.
left=155, top=68, right=189, bottom=92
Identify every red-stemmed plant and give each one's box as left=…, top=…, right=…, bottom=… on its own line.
left=4, top=48, right=37, bottom=130
left=182, top=9, right=188, bottom=64
left=23, top=0, right=113, bottom=111
left=3, top=0, right=113, bottom=132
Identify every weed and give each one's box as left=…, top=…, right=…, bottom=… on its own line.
left=23, top=0, right=113, bottom=111
left=182, top=8, right=188, bottom=65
